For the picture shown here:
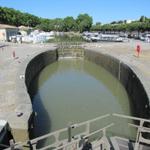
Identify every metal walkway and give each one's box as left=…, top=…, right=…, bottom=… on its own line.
left=4, top=114, right=150, bottom=150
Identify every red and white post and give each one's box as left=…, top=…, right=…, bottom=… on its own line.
left=136, top=44, right=141, bottom=57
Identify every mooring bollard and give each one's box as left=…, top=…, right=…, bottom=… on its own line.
left=136, top=44, right=141, bottom=57
left=12, top=50, right=16, bottom=59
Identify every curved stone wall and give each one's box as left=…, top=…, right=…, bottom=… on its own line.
left=25, top=50, right=58, bottom=89
left=24, top=49, right=58, bottom=139
left=84, top=49, right=150, bottom=118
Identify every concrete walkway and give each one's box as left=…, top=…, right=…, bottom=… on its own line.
left=0, top=42, right=56, bottom=141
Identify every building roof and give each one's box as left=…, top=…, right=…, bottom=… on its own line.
left=18, top=25, right=32, bottom=30
left=0, top=24, right=18, bottom=29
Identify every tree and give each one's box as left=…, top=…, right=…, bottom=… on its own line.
left=0, top=6, right=40, bottom=27
left=96, top=22, right=101, bottom=26
left=117, top=20, right=124, bottom=24
left=1, top=6, right=150, bottom=33
left=36, top=19, right=53, bottom=31
left=52, top=18, right=64, bottom=31
left=139, top=16, right=146, bottom=22
left=91, top=22, right=102, bottom=31
left=76, top=14, right=93, bottom=32
left=63, top=16, right=77, bottom=31
left=111, top=21, right=117, bottom=24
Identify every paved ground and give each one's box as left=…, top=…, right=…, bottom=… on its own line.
left=0, top=40, right=150, bottom=141
left=0, top=42, right=56, bottom=141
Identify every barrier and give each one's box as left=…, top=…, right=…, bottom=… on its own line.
left=5, top=113, right=150, bottom=150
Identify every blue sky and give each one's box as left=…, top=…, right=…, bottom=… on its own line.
left=0, top=0, right=150, bottom=23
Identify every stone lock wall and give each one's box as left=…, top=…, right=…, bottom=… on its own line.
left=84, top=49, right=150, bottom=118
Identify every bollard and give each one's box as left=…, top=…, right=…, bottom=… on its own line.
left=12, top=51, right=16, bottom=59
left=136, top=44, right=141, bottom=57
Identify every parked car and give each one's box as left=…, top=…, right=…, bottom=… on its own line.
left=9, top=35, right=22, bottom=43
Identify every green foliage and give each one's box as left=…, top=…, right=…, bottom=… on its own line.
left=0, top=6, right=150, bottom=32
left=63, top=17, right=78, bottom=31
left=48, top=34, right=85, bottom=43
left=139, top=16, right=146, bottom=22
left=91, top=17, right=150, bottom=32
left=52, top=18, right=64, bottom=31
left=0, top=7, right=93, bottom=32
left=91, top=24, right=101, bottom=31
left=35, top=19, right=51, bottom=31
left=0, top=7, right=40, bottom=27
left=36, top=18, right=65, bottom=32
left=91, top=15, right=150, bottom=32
left=76, top=14, right=93, bottom=32
left=110, top=21, right=117, bottom=24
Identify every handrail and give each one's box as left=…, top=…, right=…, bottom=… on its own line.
left=83, top=123, right=114, bottom=139
left=30, top=127, right=68, bottom=144
left=50, top=123, right=114, bottom=150
left=113, top=113, right=150, bottom=123
left=30, top=114, right=110, bottom=145
left=5, top=114, right=111, bottom=150
left=113, top=113, right=150, bottom=150
left=6, top=113, right=150, bottom=150
left=75, top=114, right=110, bottom=127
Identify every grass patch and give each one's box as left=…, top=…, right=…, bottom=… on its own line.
left=48, top=34, right=86, bottom=43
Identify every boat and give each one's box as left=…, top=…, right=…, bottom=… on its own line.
left=91, top=34, right=123, bottom=42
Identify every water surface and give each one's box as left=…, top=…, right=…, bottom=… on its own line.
left=31, top=58, right=135, bottom=140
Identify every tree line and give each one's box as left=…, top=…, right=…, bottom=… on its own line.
left=0, top=7, right=92, bottom=32
left=0, top=6, right=150, bottom=32
left=92, top=16, right=150, bottom=32
left=0, top=7, right=40, bottom=27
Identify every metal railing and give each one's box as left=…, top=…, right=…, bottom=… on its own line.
left=5, top=113, right=150, bottom=150
left=5, top=114, right=112, bottom=150
left=52, top=123, right=113, bottom=150
left=113, top=113, right=150, bottom=150
left=30, top=114, right=111, bottom=150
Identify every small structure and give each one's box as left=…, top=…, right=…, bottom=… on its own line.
left=0, top=24, right=18, bottom=41
left=18, top=25, right=32, bottom=36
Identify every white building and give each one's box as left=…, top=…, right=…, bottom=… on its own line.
left=125, top=20, right=133, bottom=24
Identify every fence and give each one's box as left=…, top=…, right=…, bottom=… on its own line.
left=5, top=113, right=150, bottom=150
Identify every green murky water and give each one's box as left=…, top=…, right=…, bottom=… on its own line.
left=31, top=58, right=136, bottom=141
